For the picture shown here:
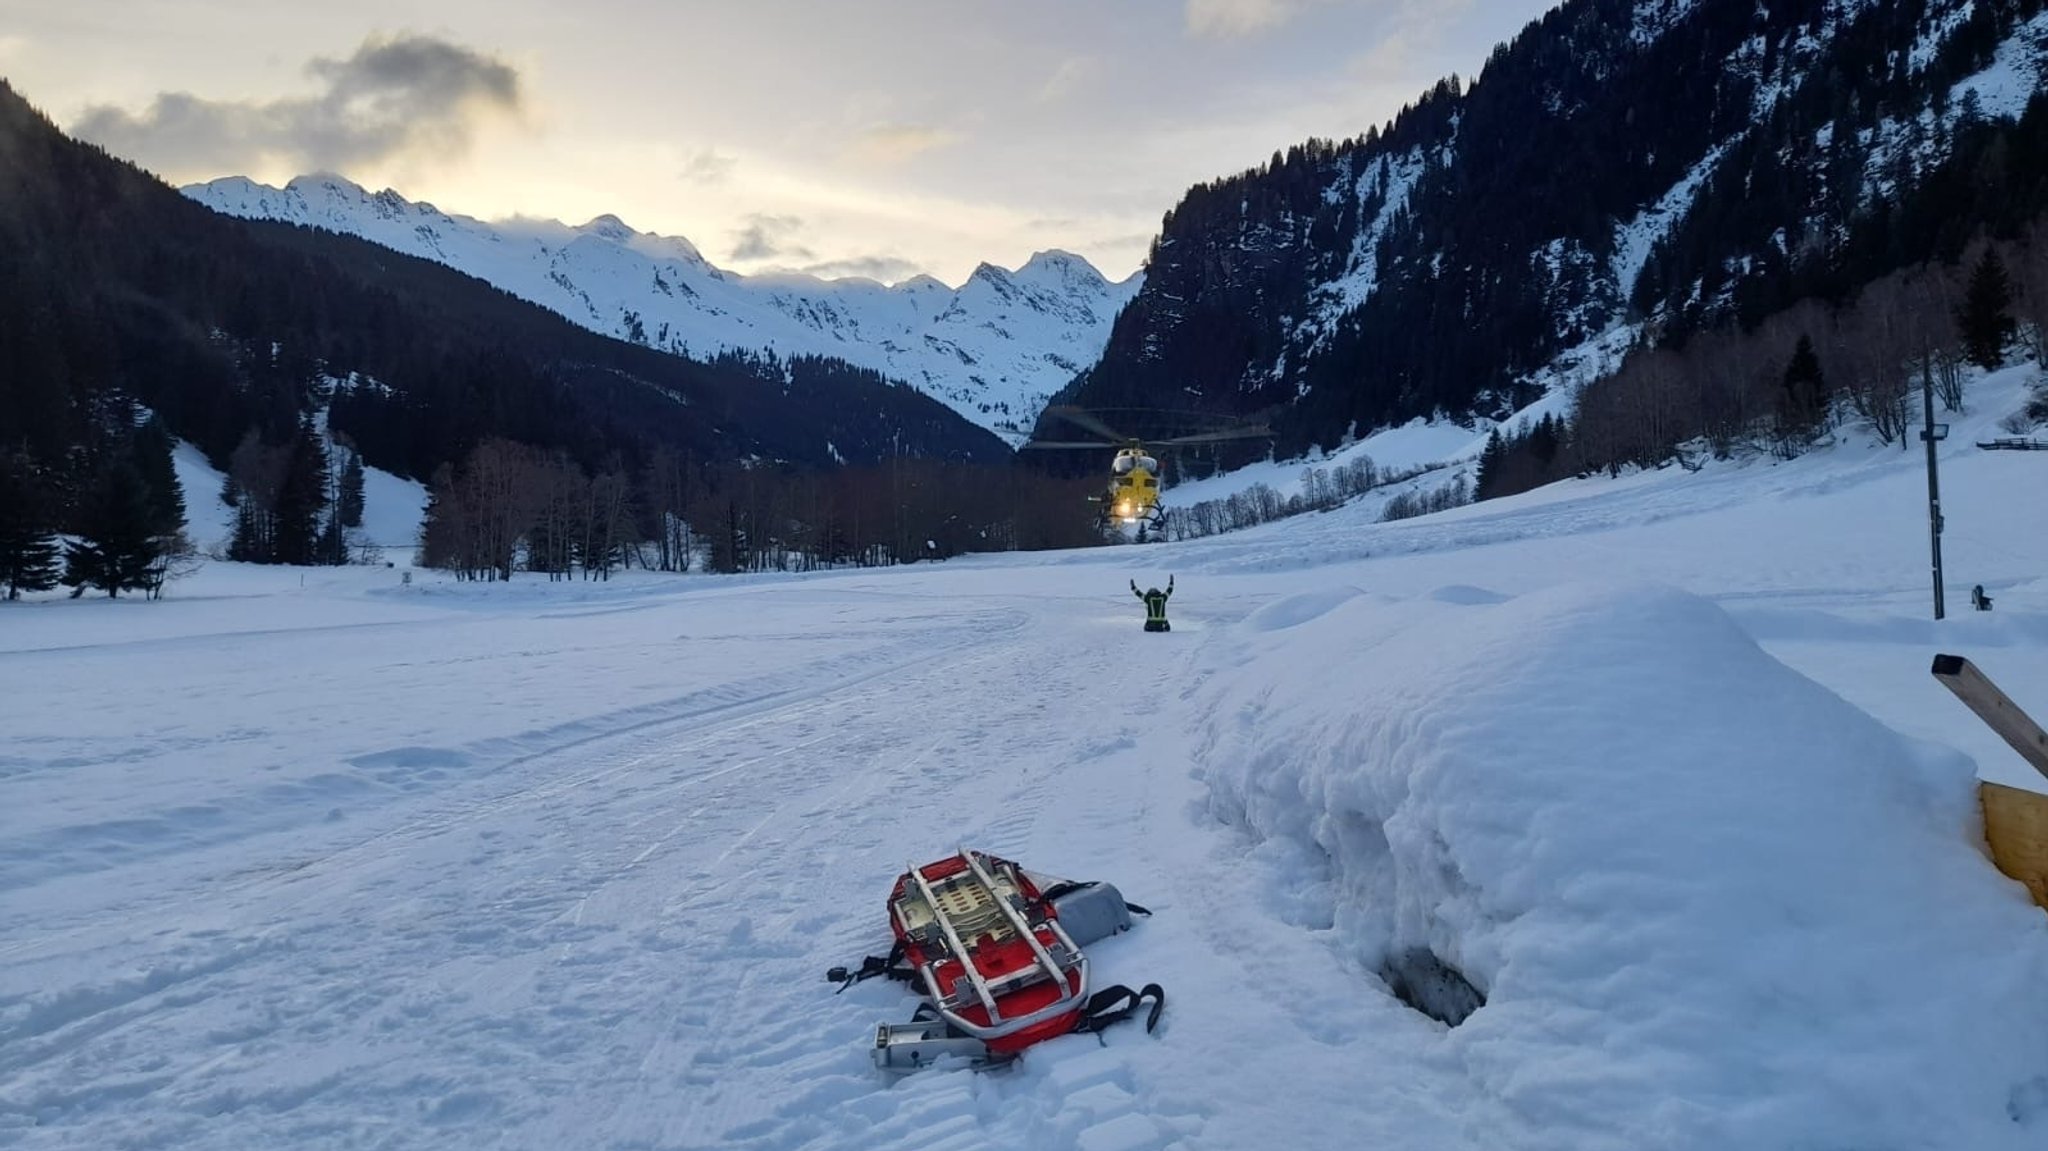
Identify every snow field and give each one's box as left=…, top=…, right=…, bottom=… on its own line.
left=1, top=574, right=1226, bottom=1149
left=3, top=368, right=2047, bottom=1148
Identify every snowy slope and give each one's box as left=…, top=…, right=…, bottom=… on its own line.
left=184, top=175, right=1142, bottom=445
left=4, top=374, right=2048, bottom=1148
left=170, top=441, right=424, bottom=556
left=1075, top=0, right=2048, bottom=462
left=169, top=441, right=234, bottom=553
left=357, top=465, right=428, bottom=553
left=1164, top=414, right=1485, bottom=513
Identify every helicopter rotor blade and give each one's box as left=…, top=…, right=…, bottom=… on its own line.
left=1152, top=426, right=1274, bottom=447
left=1039, top=405, right=1131, bottom=443
left=1018, top=440, right=1117, bottom=450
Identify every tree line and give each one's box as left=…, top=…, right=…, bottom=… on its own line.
left=1477, top=227, right=2041, bottom=501
left=1150, top=450, right=1477, bottom=542
left=223, top=415, right=369, bottom=567
left=1157, top=453, right=1375, bottom=540
left=417, top=440, right=1109, bottom=579
left=0, top=404, right=192, bottom=599
left=1065, top=0, right=2048, bottom=463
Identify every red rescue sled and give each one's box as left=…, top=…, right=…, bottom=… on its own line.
left=887, top=848, right=1091, bottom=1055
left=831, top=847, right=1164, bottom=1073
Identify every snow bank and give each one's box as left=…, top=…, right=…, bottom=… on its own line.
left=1196, top=581, right=2048, bottom=1148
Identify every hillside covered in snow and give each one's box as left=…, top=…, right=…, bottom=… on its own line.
left=1063, top=0, right=2048, bottom=457
left=186, top=175, right=1141, bottom=444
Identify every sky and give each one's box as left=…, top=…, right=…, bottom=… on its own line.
left=2, top=0, right=1560, bottom=285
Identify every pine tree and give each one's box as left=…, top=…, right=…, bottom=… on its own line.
left=1529, top=414, right=1561, bottom=466
left=272, top=420, right=329, bottom=565
left=1779, top=334, right=1829, bottom=438
left=227, top=431, right=283, bottom=562
left=1958, top=248, right=2018, bottom=371
left=317, top=511, right=346, bottom=566
left=338, top=449, right=366, bottom=529
left=131, top=416, right=192, bottom=593
left=228, top=500, right=265, bottom=562
left=132, top=416, right=186, bottom=538
left=1474, top=429, right=1507, bottom=501
left=64, top=458, right=162, bottom=598
left=0, top=450, right=61, bottom=599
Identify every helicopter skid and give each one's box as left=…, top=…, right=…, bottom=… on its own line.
left=1097, top=507, right=1168, bottom=532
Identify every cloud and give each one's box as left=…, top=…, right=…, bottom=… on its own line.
left=681, top=148, right=736, bottom=185
left=1185, top=0, right=1301, bottom=38
left=1035, top=58, right=1096, bottom=104
left=70, top=33, right=521, bottom=179
left=850, top=122, right=960, bottom=165
left=730, top=213, right=813, bottom=262
left=791, top=255, right=927, bottom=284
left=1349, top=28, right=1418, bottom=84
left=1092, top=232, right=1160, bottom=253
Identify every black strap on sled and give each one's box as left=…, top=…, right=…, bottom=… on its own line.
left=827, top=940, right=916, bottom=993
left=1070, top=983, right=1166, bottom=1037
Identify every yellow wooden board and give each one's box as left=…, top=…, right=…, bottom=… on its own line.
left=1981, top=781, right=2048, bottom=910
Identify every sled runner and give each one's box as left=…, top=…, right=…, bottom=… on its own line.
left=828, top=847, right=1164, bottom=1073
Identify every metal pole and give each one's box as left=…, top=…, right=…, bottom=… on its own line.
left=1922, top=357, right=1945, bottom=621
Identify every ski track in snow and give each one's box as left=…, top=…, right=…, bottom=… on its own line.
left=0, top=590, right=1233, bottom=1150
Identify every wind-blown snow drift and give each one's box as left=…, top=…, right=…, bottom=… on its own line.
left=1196, top=581, right=2048, bottom=1149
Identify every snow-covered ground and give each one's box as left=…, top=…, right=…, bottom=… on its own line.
left=5, top=372, right=2048, bottom=1149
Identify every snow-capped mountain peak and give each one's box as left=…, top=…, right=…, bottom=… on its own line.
left=185, top=177, right=1142, bottom=443
left=1018, top=248, right=1106, bottom=284
left=578, top=213, right=636, bottom=242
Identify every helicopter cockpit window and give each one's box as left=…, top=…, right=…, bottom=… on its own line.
left=1112, top=455, right=1137, bottom=475
left=1137, top=455, right=1158, bottom=474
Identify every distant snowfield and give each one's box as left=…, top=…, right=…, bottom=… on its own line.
left=5, top=372, right=2048, bottom=1149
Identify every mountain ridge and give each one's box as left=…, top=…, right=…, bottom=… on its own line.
left=1057, top=0, right=2048, bottom=460
left=0, top=79, right=1011, bottom=501
left=186, top=174, right=1144, bottom=446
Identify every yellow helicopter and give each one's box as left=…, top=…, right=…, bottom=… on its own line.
left=1025, top=407, right=1273, bottom=531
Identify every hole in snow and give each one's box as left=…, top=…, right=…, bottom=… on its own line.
left=1379, top=948, right=1485, bottom=1027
